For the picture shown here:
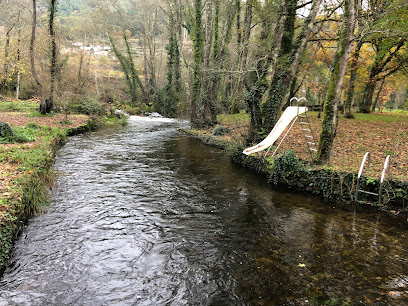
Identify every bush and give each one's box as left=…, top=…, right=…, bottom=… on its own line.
left=68, top=97, right=106, bottom=116
left=123, top=104, right=152, bottom=115
left=270, top=150, right=304, bottom=185
left=212, top=125, right=231, bottom=136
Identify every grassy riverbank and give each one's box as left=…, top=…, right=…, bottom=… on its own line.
left=217, top=110, right=408, bottom=181
left=0, top=99, right=92, bottom=272
left=184, top=110, right=408, bottom=219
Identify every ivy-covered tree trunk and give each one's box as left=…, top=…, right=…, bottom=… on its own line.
left=317, top=0, right=356, bottom=165
left=190, top=0, right=204, bottom=127
left=124, top=34, right=146, bottom=103
left=109, top=34, right=146, bottom=106
left=109, top=36, right=137, bottom=105
left=208, top=0, right=235, bottom=123
left=264, top=0, right=322, bottom=132
left=162, top=11, right=180, bottom=118
left=48, top=0, right=58, bottom=113
left=233, top=0, right=253, bottom=102
left=235, top=0, right=241, bottom=46
left=200, top=0, right=213, bottom=125
left=244, top=1, right=286, bottom=143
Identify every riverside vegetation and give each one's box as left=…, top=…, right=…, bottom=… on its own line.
left=183, top=110, right=408, bottom=221
left=0, top=97, right=122, bottom=272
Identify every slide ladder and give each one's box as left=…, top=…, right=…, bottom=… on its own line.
left=355, top=152, right=393, bottom=205
left=298, top=109, right=318, bottom=160
left=243, top=96, right=318, bottom=158
left=268, top=97, right=317, bottom=160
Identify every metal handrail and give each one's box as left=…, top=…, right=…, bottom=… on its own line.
left=355, top=152, right=370, bottom=201
left=289, top=96, right=306, bottom=107
left=378, top=155, right=391, bottom=205
left=355, top=153, right=392, bottom=205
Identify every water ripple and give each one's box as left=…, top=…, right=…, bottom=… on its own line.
left=1, top=117, right=407, bottom=305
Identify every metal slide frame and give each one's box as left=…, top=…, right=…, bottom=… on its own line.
left=266, top=97, right=318, bottom=161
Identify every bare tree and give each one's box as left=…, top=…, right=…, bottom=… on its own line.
left=30, top=0, right=45, bottom=113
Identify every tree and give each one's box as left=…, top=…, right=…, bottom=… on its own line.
left=109, top=33, right=145, bottom=106
left=190, top=0, right=204, bottom=127
left=30, top=0, right=46, bottom=114
left=342, top=0, right=408, bottom=115
left=264, top=0, right=322, bottom=131
left=359, top=37, right=406, bottom=113
left=317, top=0, right=356, bottom=164
left=48, top=0, right=58, bottom=113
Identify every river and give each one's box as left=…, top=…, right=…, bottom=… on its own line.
left=0, top=116, right=407, bottom=305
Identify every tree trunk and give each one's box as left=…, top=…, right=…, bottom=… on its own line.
left=200, top=0, right=213, bottom=124
left=208, top=0, right=235, bottom=123
left=49, top=0, right=57, bottom=113
left=3, top=27, right=11, bottom=83
left=372, top=78, right=385, bottom=112
left=244, top=2, right=286, bottom=142
left=233, top=0, right=253, bottom=100
left=360, top=78, right=377, bottom=113
left=344, top=1, right=362, bottom=118
left=359, top=38, right=405, bottom=113
left=236, top=0, right=241, bottom=46
left=30, top=0, right=45, bottom=114
left=344, top=40, right=362, bottom=118
left=15, top=29, right=21, bottom=100
left=317, top=0, right=356, bottom=165
left=190, top=0, right=204, bottom=127
left=94, top=69, right=100, bottom=96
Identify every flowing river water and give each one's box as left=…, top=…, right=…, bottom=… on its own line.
left=0, top=116, right=407, bottom=305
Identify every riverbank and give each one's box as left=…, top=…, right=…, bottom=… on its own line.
left=0, top=112, right=94, bottom=272
left=182, top=126, right=408, bottom=223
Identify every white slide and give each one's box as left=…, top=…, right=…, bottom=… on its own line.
left=243, top=106, right=307, bottom=155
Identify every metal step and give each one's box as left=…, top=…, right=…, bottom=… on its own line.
left=309, top=148, right=317, bottom=152
left=358, top=190, right=379, bottom=196
left=307, top=142, right=316, bottom=145
left=300, top=122, right=309, bottom=125
left=305, top=135, right=313, bottom=138
left=302, top=129, right=312, bottom=132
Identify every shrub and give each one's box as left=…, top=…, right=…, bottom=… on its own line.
left=68, top=97, right=106, bottom=116
left=212, top=125, right=231, bottom=136
left=270, top=150, right=304, bottom=185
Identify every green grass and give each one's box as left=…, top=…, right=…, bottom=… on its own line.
left=0, top=123, right=45, bottom=144
left=0, top=124, right=67, bottom=270
left=0, top=101, right=38, bottom=113
left=217, top=111, right=250, bottom=125
left=350, top=112, right=408, bottom=122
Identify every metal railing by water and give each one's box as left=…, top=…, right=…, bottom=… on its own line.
left=355, top=152, right=392, bottom=205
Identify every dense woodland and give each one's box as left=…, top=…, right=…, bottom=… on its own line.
left=1, top=0, right=408, bottom=164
